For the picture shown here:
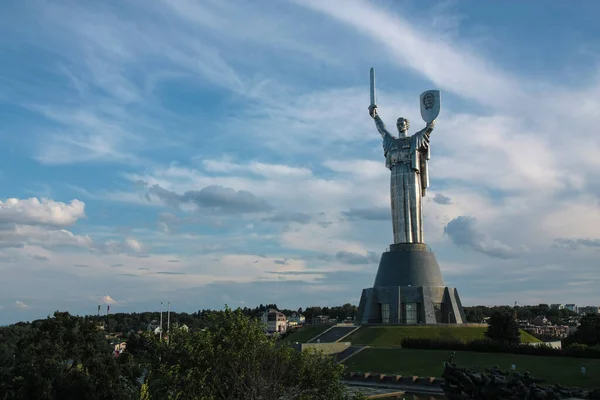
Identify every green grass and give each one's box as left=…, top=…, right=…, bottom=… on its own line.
left=280, top=324, right=332, bottom=343
left=345, top=326, right=540, bottom=346
left=519, top=330, right=542, bottom=343
left=344, top=348, right=600, bottom=389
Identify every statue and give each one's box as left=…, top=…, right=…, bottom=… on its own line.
left=368, top=67, right=440, bottom=244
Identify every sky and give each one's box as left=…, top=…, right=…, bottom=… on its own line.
left=1, top=0, right=600, bottom=325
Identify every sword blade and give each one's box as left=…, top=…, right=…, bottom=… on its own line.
left=370, top=67, right=376, bottom=106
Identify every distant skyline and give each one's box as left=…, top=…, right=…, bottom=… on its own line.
left=1, top=0, right=600, bottom=325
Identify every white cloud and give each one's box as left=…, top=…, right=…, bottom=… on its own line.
left=96, top=238, right=144, bottom=255
left=0, top=198, right=85, bottom=227
left=101, top=295, right=118, bottom=305
left=0, top=225, right=92, bottom=249
left=15, top=300, right=28, bottom=309
left=202, top=159, right=312, bottom=179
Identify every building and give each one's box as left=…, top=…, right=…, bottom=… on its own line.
left=261, top=309, right=287, bottom=333
left=564, top=304, right=578, bottom=313
left=288, top=312, right=305, bottom=327
left=550, top=304, right=564, bottom=310
left=579, top=306, right=600, bottom=315
left=114, top=342, right=126, bottom=357
left=522, top=323, right=570, bottom=339
left=147, top=320, right=160, bottom=332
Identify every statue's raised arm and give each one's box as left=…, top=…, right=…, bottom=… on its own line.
left=369, top=67, right=395, bottom=140
left=369, top=105, right=395, bottom=140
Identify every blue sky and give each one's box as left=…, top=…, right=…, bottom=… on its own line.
left=1, top=0, right=600, bottom=324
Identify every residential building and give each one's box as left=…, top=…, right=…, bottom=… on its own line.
left=114, top=342, right=126, bottom=357
left=564, top=304, right=578, bottom=313
left=147, top=319, right=160, bottom=332
left=261, top=309, right=287, bottom=333
left=519, top=320, right=570, bottom=339
left=579, top=306, right=600, bottom=315
left=288, top=312, right=305, bottom=326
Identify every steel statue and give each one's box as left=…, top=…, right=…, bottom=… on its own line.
left=368, top=67, right=441, bottom=244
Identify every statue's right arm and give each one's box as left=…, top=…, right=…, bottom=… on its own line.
left=374, top=115, right=393, bottom=139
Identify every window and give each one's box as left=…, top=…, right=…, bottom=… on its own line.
left=380, top=303, right=390, bottom=323
left=404, top=303, right=418, bottom=324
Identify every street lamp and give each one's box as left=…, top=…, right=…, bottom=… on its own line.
left=448, top=311, right=453, bottom=324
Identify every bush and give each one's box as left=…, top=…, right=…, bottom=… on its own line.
left=563, top=343, right=600, bottom=358
left=401, top=338, right=600, bottom=359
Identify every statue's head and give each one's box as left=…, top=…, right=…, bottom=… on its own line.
left=396, top=117, right=410, bottom=136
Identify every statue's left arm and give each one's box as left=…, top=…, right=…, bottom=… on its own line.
left=413, top=120, right=435, bottom=197
left=414, top=120, right=435, bottom=151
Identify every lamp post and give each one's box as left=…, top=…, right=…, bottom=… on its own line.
left=448, top=311, right=453, bottom=324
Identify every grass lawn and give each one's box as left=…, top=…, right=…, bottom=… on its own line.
left=280, top=325, right=331, bottom=343
left=345, top=326, right=540, bottom=346
left=344, top=348, right=600, bottom=389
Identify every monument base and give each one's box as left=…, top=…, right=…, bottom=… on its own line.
left=356, top=285, right=466, bottom=324
left=356, top=243, right=467, bottom=325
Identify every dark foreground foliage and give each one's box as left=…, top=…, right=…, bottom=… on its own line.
left=442, top=352, right=600, bottom=399
left=1, top=309, right=365, bottom=400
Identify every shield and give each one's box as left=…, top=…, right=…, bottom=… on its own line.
left=420, top=90, right=441, bottom=123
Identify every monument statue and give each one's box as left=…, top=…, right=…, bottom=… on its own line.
left=368, top=67, right=440, bottom=244
left=356, top=68, right=465, bottom=325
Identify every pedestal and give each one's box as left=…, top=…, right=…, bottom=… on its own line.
left=356, top=243, right=466, bottom=325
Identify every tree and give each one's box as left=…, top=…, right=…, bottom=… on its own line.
left=143, top=307, right=364, bottom=400
left=4, top=312, right=141, bottom=400
left=563, top=314, right=600, bottom=347
left=484, top=312, right=521, bottom=347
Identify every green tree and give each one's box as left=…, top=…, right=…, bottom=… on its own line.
left=5, top=311, right=141, bottom=400
left=143, top=307, right=364, bottom=400
left=563, top=314, right=600, bottom=347
left=484, top=312, right=521, bottom=347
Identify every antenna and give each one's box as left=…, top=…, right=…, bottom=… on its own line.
left=159, top=302, right=164, bottom=341
left=167, top=302, right=171, bottom=346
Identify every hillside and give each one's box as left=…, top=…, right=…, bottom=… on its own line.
left=344, top=326, right=541, bottom=346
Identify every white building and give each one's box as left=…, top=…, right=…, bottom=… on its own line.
left=147, top=320, right=160, bottom=332
left=288, top=312, right=305, bottom=327
left=261, top=309, right=288, bottom=333
left=550, top=304, right=564, bottom=310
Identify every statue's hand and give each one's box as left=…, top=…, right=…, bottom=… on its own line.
left=368, top=105, right=377, bottom=119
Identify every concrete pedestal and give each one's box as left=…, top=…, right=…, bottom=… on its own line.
left=356, top=243, right=466, bottom=325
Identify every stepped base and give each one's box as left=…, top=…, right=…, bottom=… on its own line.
left=356, top=242, right=466, bottom=324
left=356, top=285, right=466, bottom=324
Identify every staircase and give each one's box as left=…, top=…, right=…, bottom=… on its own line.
left=308, top=325, right=360, bottom=343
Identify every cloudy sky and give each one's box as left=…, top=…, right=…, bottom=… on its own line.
left=1, top=0, right=600, bottom=324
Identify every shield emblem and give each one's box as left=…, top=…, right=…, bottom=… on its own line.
left=420, top=90, right=441, bottom=123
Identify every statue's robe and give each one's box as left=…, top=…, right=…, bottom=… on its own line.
left=375, top=115, right=432, bottom=244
